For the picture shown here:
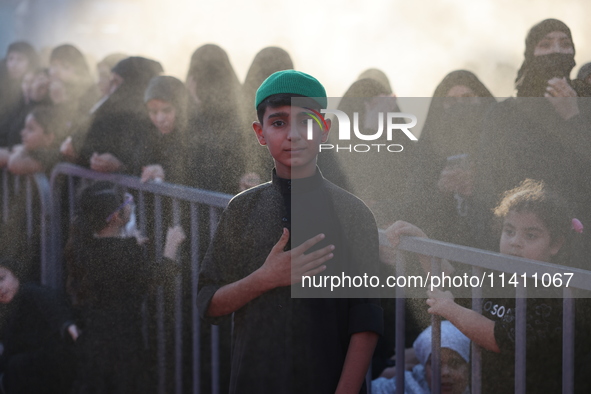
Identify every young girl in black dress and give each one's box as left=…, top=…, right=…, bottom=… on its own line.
left=67, top=181, right=185, bottom=394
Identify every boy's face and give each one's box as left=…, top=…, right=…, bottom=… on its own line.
left=0, top=267, right=19, bottom=304
left=252, top=105, right=330, bottom=179
left=21, top=114, right=54, bottom=152
left=499, top=210, right=563, bottom=262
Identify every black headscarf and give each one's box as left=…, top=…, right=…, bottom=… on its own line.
left=78, top=56, right=163, bottom=173
left=402, top=70, right=496, bottom=245
left=420, top=70, right=496, bottom=158
left=50, top=44, right=91, bottom=81
left=186, top=44, right=241, bottom=115
left=515, top=19, right=576, bottom=97
left=142, top=76, right=190, bottom=185
left=144, top=75, right=189, bottom=131
left=243, top=47, right=294, bottom=119
left=357, top=68, right=393, bottom=95
left=112, top=56, right=164, bottom=109
left=185, top=45, right=245, bottom=194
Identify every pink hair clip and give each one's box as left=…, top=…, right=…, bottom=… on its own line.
left=572, top=218, right=584, bottom=233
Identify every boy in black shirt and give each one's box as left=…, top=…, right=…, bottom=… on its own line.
left=197, top=70, right=383, bottom=393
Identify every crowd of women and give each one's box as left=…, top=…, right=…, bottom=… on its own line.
left=0, top=16, right=591, bottom=394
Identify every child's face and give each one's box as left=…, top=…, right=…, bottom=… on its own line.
left=21, top=114, right=54, bottom=152
left=499, top=210, right=562, bottom=262
left=30, top=72, right=50, bottom=103
left=0, top=267, right=19, bottom=304
left=252, top=105, right=330, bottom=178
left=147, top=99, right=177, bottom=135
left=6, top=51, right=29, bottom=80
left=425, top=348, right=469, bottom=394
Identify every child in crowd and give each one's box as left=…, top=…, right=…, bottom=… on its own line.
left=372, top=321, right=470, bottom=394
left=0, top=68, right=51, bottom=166
left=141, top=75, right=189, bottom=186
left=66, top=181, right=185, bottom=394
left=387, top=179, right=579, bottom=393
left=197, top=70, right=383, bottom=393
left=7, top=106, right=64, bottom=175
left=0, top=258, right=78, bottom=394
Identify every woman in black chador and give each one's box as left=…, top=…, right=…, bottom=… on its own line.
left=76, top=56, right=163, bottom=175
left=185, top=44, right=245, bottom=194
left=471, top=19, right=591, bottom=256
left=402, top=70, right=496, bottom=247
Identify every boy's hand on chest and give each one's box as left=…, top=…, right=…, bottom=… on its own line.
left=257, top=228, right=335, bottom=289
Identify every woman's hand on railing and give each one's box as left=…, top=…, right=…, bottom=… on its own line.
left=90, top=152, right=123, bottom=173
left=141, top=164, right=165, bottom=183
left=381, top=221, right=430, bottom=269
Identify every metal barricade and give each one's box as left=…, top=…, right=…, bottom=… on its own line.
left=0, top=168, right=52, bottom=285
left=8, top=161, right=589, bottom=394
left=49, top=163, right=232, bottom=394
left=387, top=235, right=591, bottom=394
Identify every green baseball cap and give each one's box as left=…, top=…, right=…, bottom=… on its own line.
left=255, top=70, right=327, bottom=109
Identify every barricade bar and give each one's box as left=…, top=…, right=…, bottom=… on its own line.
left=50, top=163, right=231, bottom=208
left=396, top=236, right=591, bottom=291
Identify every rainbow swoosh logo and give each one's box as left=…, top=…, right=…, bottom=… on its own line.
left=304, top=107, right=328, bottom=131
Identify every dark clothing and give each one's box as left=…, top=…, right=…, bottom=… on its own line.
left=0, top=283, right=76, bottom=394
left=69, top=237, right=174, bottom=394
left=480, top=296, right=563, bottom=394
left=402, top=71, right=495, bottom=247
left=197, top=170, right=383, bottom=394
left=330, top=79, right=413, bottom=225
left=78, top=94, right=153, bottom=175
left=78, top=57, right=162, bottom=175
left=188, top=112, right=245, bottom=194
left=0, top=98, right=29, bottom=148
left=472, top=97, right=591, bottom=254
left=142, top=125, right=189, bottom=186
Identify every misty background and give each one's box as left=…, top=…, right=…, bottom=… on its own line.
left=1, top=0, right=590, bottom=98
